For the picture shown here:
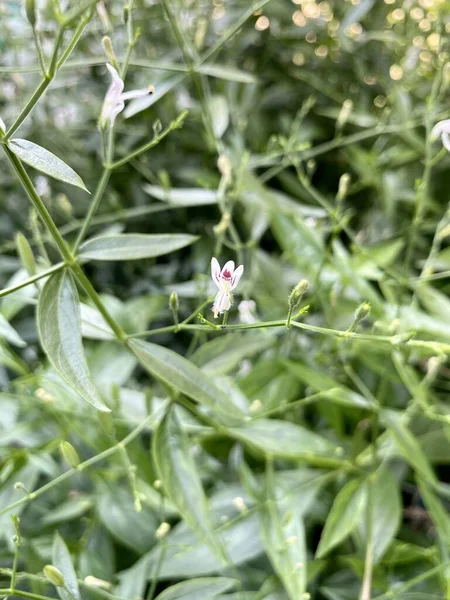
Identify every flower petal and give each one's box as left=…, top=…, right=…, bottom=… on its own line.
left=211, top=257, right=222, bottom=288
left=108, top=99, right=125, bottom=127
left=221, top=260, right=235, bottom=278
left=230, top=264, right=244, bottom=289
left=105, top=63, right=125, bottom=98
left=120, top=87, right=153, bottom=101
left=431, top=119, right=450, bottom=140
left=213, top=289, right=231, bottom=317
left=442, top=132, right=450, bottom=152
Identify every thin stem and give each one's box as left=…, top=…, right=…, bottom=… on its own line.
left=0, top=590, right=55, bottom=600
left=146, top=543, right=167, bottom=600
left=32, top=27, right=47, bottom=76
left=110, top=111, right=188, bottom=169
left=0, top=263, right=65, bottom=299
left=4, top=79, right=52, bottom=140
left=404, top=32, right=444, bottom=275
left=72, top=168, right=112, bottom=252
left=0, top=404, right=167, bottom=519
left=70, top=263, right=127, bottom=341
left=10, top=542, right=20, bottom=593
left=3, top=147, right=74, bottom=263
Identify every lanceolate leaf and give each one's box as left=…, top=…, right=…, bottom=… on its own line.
left=129, top=339, right=245, bottom=424
left=316, top=477, right=367, bottom=558
left=154, top=577, right=236, bottom=600
left=37, top=270, right=109, bottom=412
left=79, top=233, right=199, bottom=261
left=9, top=139, right=88, bottom=191
left=52, top=532, right=81, bottom=600
left=0, top=313, right=26, bottom=347
left=259, top=462, right=307, bottom=599
left=153, top=406, right=225, bottom=560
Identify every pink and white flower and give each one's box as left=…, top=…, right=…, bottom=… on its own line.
left=431, top=119, right=450, bottom=152
left=211, top=257, right=244, bottom=318
left=100, top=64, right=153, bottom=128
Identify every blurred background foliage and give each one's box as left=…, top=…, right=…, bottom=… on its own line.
left=1, top=0, right=450, bottom=599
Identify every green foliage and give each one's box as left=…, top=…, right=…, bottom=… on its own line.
left=0, top=0, right=450, bottom=599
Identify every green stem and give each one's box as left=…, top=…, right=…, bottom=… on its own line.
left=32, top=27, right=47, bottom=76
left=10, top=543, right=20, bottom=593
left=5, top=79, right=52, bottom=140
left=146, top=543, right=167, bottom=600
left=110, top=111, right=188, bottom=168
left=3, top=147, right=73, bottom=263
left=0, top=263, right=65, bottom=299
left=70, top=263, right=126, bottom=341
left=0, top=405, right=166, bottom=519
left=72, top=168, right=112, bottom=252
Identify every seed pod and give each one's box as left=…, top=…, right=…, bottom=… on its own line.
left=25, top=0, right=37, bottom=27
left=60, top=441, right=80, bottom=468
left=43, top=565, right=66, bottom=587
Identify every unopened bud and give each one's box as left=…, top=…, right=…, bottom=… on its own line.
left=337, top=99, right=353, bottom=130
left=25, top=0, right=37, bottom=27
left=12, top=535, right=19, bottom=543
left=337, top=173, right=351, bottom=202
left=16, top=232, right=36, bottom=277
left=155, top=521, right=170, bottom=539
left=354, top=302, right=371, bottom=323
left=288, top=280, right=309, bottom=310
left=153, top=479, right=162, bottom=489
left=249, top=399, right=262, bottom=413
left=56, top=193, right=73, bottom=217
left=232, top=496, right=248, bottom=514
left=60, top=441, right=80, bottom=468
left=123, top=1, right=131, bottom=24
left=102, top=36, right=119, bottom=71
left=169, top=292, right=179, bottom=312
left=217, top=154, right=232, bottom=181
left=306, top=159, right=316, bottom=179
left=43, top=565, right=66, bottom=587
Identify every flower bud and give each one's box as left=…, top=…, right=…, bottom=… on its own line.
left=169, top=292, right=179, bottom=312
left=155, top=521, right=170, bottom=539
left=354, top=302, right=371, bottom=323
left=16, top=232, right=36, bottom=277
left=337, top=99, right=353, bottom=130
left=337, top=173, right=351, bottom=202
left=288, top=280, right=309, bottom=310
left=25, top=0, right=37, bottom=27
left=43, top=565, right=66, bottom=587
left=60, top=441, right=80, bottom=468
left=102, top=37, right=118, bottom=71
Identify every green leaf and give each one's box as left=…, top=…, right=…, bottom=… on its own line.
left=227, top=419, right=340, bottom=465
left=9, top=139, right=88, bottom=191
left=37, top=270, right=109, bottom=412
left=52, top=532, right=81, bottom=600
left=0, top=313, right=26, bottom=347
left=380, top=409, right=437, bottom=484
left=198, top=64, right=257, bottom=83
left=78, top=233, right=198, bottom=261
left=259, top=463, right=307, bottom=599
left=143, top=184, right=217, bottom=206
left=129, top=339, right=245, bottom=424
left=96, top=481, right=158, bottom=554
left=154, top=578, right=236, bottom=600
left=359, top=466, right=402, bottom=562
left=316, top=478, right=367, bottom=558
left=153, top=406, right=225, bottom=559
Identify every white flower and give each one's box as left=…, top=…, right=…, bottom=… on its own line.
left=431, top=119, right=450, bottom=152
left=211, top=257, right=244, bottom=318
left=238, top=300, right=256, bottom=324
left=100, top=64, right=153, bottom=128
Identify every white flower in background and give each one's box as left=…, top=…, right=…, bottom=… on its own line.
left=211, top=257, right=244, bottom=318
left=431, top=119, right=450, bottom=152
left=100, top=64, right=153, bottom=128
left=238, top=300, right=257, bottom=324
